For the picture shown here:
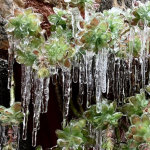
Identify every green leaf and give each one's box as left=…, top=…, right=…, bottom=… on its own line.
left=57, top=139, right=69, bottom=148
left=102, top=105, right=108, bottom=114
left=72, top=124, right=81, bottom=136
left=56, top=130, right=69, bottom=140
left=56, top=26, right=63, bottom=36
left=141, top=114, right=150, bottom=127
left=99, top=22, right=108, bottom=32
left=8, top=17, right=18, bottom=26
left=29, top=20, right=38, bottom=31
left=24, top=7, right=33, bottom=16
left=5, top=22, right=15, bottom=32
left=28, top=13, right=38, bottom=20
left=138, top=125, right=147, bottom=136
left=48, top=14, right=60, bottom=24
left=113, top=112, right=123, bottom=120
left=50, top=25, right=56, bottom=32
left=78, top=119, right=86, bottom=128
left=129, top=96, right=138, bottom=106
left=15, top=111, right=24, bottom=119
left=72, top=136, right=83, bottom=145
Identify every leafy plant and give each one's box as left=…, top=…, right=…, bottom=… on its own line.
left=125, top=114, right=150, bottom=149
left=0, top=102, right=23, bottom=125
left=121, top=93, right=149, bottom=117
left=6, top=8, right=43, bottom=39
left=84, top=102, right=123, bottom=129
left=56, top=119, right=95, bottom=149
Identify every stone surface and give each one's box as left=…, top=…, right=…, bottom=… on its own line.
left=13, top=0, right=26, bottom=9
left=0, top=15, right=9, bottom=59
left=99, top=0, right=132, bottom=12
left=0, top=0, right=13, bottom=18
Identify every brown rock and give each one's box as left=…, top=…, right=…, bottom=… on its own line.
left=13, top=0, right=26, bottom=9
left=0, top=0, right=25, bottom=18
left=0, top=40, right=9, bottom=50
left=0, top=0, right=13, bottom=18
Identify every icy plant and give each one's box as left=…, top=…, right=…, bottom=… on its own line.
left=0, top=102, right=23, bottom=125
left=84, top=102, right=123, bottom=129
left=131, top=1, right=150, bottom=27
left=45, top=36, right=75, bottom=67
left=121, top=93, right=149, bottom=117
left=56, top=119, right=95, bottom=149
left=5, top=0, right=150, bottom=149
left=125, top=114, right=150, bottom=149
left=5, top=8, right=42, bottom=38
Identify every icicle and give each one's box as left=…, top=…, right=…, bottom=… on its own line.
left=62, top=68, right=71, bottom=127
left=128, top=27, right=135, bottom=73
left=32, top=75, right=43, bottom=147
left=71, top=7, right=79, bottom=38
left=101, top=48, right=108, bottom=93
left=95, top=51, right=102, bottom=113
left=86, top=51, right=94, bottom=108
left=78, top=58, right=85, bottom=104
left=21, top=65, right=32, bottom=140
left=7, top=35, right=15, bottom=89
left=1, top=125, right=7, bottom=148
left=42, top=77, right=50, bottom=113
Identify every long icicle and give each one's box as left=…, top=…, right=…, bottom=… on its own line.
left=62, top=68, right=71, bottom=127
left=32, top=73, right=43, bottom=147
left=21, top=65, right=32, bottom=140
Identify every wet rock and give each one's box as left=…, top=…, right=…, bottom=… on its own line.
left=0, top=0, right=13, bottom=18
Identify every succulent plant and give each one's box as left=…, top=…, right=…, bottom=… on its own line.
left=5, top=8, right=43, bottom=39
left=125, top=114, right=150, bottom=149
left=84, top=102, right=123, bottom=129
left=103, top=8, right=125, bottom=39
left=0, top=102, right=23, bottom=125
left=121, top=93, right=149, bottom=117
left=48, top=8, right=69, bottom=31
left=56, top=119, right=95, bottom=149
left=45, top=36, right=75, bottom=67
left=77, top=16, right=112, bottom=52
left=131, top=2, right=150, bottom=27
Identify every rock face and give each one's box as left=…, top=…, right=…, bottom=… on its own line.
left=0, top=15, right=8, bottom=59
left=0, top=0, right=13, bottom=18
